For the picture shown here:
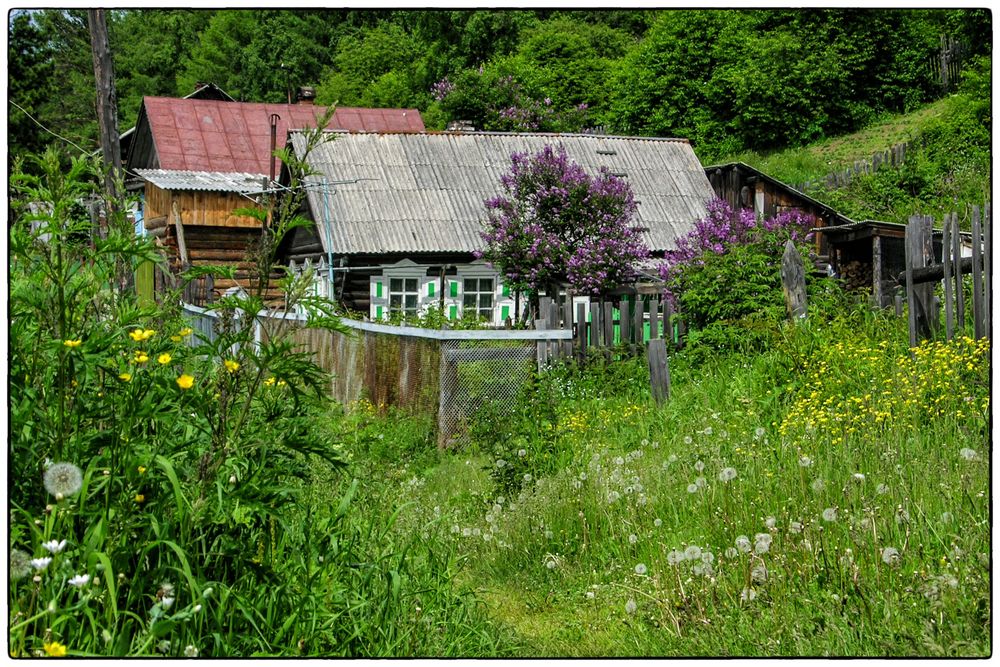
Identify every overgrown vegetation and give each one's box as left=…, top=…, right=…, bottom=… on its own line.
left=7, top=146, right=511, bottom=657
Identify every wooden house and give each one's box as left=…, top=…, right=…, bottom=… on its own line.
left=124, top=95, right=425, bottom=301
left=704, top=161, right=854, bottom=259
left=280, top=130, right=717, bottom=323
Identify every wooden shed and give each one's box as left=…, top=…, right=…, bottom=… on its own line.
left=135, top=169, right=270, bottom=301
left=704, top=162, right=854, bottom=259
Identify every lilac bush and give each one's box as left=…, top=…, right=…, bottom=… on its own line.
left=659, top=198, right=815, bottom=285
left=478, top=145, right=649, bottom=296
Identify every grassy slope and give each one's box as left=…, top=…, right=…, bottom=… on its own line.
left=346, top=309, right=990, bottom=657
left=715, top=98, right=954, bottom=187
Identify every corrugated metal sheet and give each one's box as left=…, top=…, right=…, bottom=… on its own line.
left=143, top=97, right=425, bottom=175
left=294, top=132, right=716, bottom=255
left=135, top=169, right=267, bottom=194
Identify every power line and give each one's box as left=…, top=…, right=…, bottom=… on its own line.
left=9, top=100, right=93, bottom=156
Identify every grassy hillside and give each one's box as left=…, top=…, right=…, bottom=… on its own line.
left=716, top=57, right=991, bottom=225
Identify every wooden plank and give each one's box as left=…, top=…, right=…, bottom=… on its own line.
left=620, top=297, right=632, bottom=347
left=920, top=215, right=936, bottom=337
left=781, top=239, right=808, bottom=319
left=985, top=203, right=992, bottom=339
left=438, top=343, right=458, bottom=448
left=647, top=338, right=670, bottom=405
left=649, top=298, right=659, bottom=340
left=535, top=319, right=549, bottom=369
left=171, top=200, right=189, bottom=268
left=592, top=301, right=604, bottom=348
left=602, top=301, right=614, bottom=349
left=548, top=299, right=560, bottom=359
left=904, top=218, right=918, bottom=347
left=633, top=294, right=644, bottom=346
left=972, top=206, right=985, bottom=338
left=872, top=235, right=884, bottom=308
left=943, top=212, right=954, bottom=340
left=576, top=302, right=587, bottom=362
left=953, top=214, right=966, bottom=332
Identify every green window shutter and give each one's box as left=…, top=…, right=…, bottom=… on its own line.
left=502, top=283, right=510, bottom=297
left=449, top=305, right=457, bottom=320
left=450, top=281, right=458, bottom=297
left=376, top=305, right=383, bottom=319
left=428, top=282, right=435, bottom=297
left=501, top=305, right=510, bottom=321
left=375, top=281, right=383, bottom=298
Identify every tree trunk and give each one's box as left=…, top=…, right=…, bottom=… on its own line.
left=88, top=9, right=121, bottom=201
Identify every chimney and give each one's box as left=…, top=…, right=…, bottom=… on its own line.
left=296, top=86, right=316, bottom=105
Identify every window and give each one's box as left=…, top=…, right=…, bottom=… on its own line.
left=389, top=277, right=419, bottom=318
left=463, top=278, right=494, bottom=320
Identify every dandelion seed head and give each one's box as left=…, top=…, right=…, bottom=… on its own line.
left=687, top=483, right=698, bottom=494
left=634, top=563, right=647, bottom=575
left=959, top=447, right=978, bottom=461
left=43, top=462, right=82, bottom=498
left=811, top=479, right=826, bottom=493
left=876, top=483, right=889, bottom=495
left=684, top=545, right=702, bottom=561
left=667, top=549, right=684, bottom=565
left=625, top=598, right=637, bottom=614
left=10, top=549, right=31, bottom=580
left=741, top=587, right=757, bottom=602
left=754, top=426, right=766, bottom=438
left=764, top=516, right=777, bottom=530
left=940, top=511, right=953, bottom=524
left=799, top=455, right=813, bottom=468
left=789, top=521, right=803, bottom=534
left=852, top=473, right=865, bottom=483
left=683, top=436, right=692, bottom=445
left=695, top=476, right=707, bottom=488
left=654, top=518, right=662, bottom=528
left=628, top=534, right=638, bottom=545
left=517, top=448, right=527, bottom=457
left=881, top=546, right=901, bottom=565
left=725, top=547, right=738, bottom=559
left=718, top=467, right=737, bottom=482
left=694, top=460, right=705, bottom=472
left=751, top=565, right=767, bottom=583
left=735, top=535, right=751, bottom=552
left=822, top=508, right=838, bottom=522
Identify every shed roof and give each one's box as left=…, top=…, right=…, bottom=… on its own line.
left=291, top=131, right=715, bottom=256
left=135, top=169, right=267, bottom=195
left=141, top=97, right=425, bottom=175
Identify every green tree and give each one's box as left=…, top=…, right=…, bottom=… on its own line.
left=8, top=11, right=57, bottom=161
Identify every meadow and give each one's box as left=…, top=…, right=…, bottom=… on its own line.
left=342, top=304, right=991, bottom=656
left=8, top=147, right=990, bottom=657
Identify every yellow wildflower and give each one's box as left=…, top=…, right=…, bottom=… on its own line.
left=157, top=353, right=172, bottom=365
left=63, top=339, right=82, bottom=348
left=179, top=327, right=193, bottom=337
left=129, top=329, right=145, bottom=342
left=176, top=374, right=195, bottom=390
left=137, top=466, right=147, bottom=474
left=170, top=335, right=182, bottom=343
left=43, top=642, right=67, bottom=657
left=134, top=352, right=149, bottom=364
left=224, top=359, right=240, bottom=373
left=118, top=373, right=132, bottom=382
left=264, top=377, right=276, bottom=386
left=135, top=494, right=145, bottom=504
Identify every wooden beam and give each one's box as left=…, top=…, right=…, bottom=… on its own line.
left=172, top=200, right=189, bottom=268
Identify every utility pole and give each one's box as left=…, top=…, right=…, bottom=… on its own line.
left=88, top=9, right=121, bottom=201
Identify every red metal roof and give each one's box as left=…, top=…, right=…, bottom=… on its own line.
left=143, top=97, right=425, bottom=174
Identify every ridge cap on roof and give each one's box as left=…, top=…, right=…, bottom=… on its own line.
left=289, top=129, right=692, bottom=143
left=142, top=96, right=420, bottom=115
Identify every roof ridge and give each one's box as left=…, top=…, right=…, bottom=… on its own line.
left=290, top=129, right=691, bottom=143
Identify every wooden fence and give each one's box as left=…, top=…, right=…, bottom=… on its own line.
left=899, top=204, right=991, bottom=345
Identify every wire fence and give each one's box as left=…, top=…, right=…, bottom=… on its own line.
left=178, top=303, right=571, bottom=446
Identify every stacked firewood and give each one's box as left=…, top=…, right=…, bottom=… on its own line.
left=838, top=260, right=872, bottom=291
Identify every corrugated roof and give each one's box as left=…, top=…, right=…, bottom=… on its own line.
left=135, top=169, right=267, bottom=194
left=293, top=131, right=716, bottom=255
left=143, top=97, right=425, bottom=175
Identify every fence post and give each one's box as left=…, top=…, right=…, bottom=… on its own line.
left=647, top=338, right=670, bottom=405
left=438, top=341, right=457, bottom=448
left=953, top=213, right=966, bottom=332
left=971, top=206, right=985, bottom=339
left=984, top=203, right=992, bottom=339
left=781, top=239, right=808, bottom=320
left=632, top=294, right=644, bottom=349
left=905, top=215, right=934, bottom=345
left=575, top=302, right=587, bottom=362
left=943, top=213, right=954, bottom=340
left=649, top=297, right=659, bottom=341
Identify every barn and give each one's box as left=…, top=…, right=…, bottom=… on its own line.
left=280, top=130, right=717, bottom=323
